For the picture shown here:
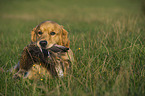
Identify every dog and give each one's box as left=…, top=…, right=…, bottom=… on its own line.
left=12, top=21, right=74, bottom=79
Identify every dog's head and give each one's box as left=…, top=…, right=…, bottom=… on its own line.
left=31, top=21, right=70, bottom=49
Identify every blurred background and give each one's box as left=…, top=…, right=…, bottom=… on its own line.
left=0, top=0, right=144, bottom=43
left=0, top=0, right=144, bottom=25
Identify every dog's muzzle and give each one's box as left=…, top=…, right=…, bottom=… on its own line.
left=39, top=40, right=47, bottom=47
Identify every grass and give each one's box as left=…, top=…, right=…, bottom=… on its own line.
left=0, top=0, right=144, bottom=96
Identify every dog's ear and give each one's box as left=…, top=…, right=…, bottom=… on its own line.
left=31, top=27, right=37, bottom=42
left=61, top=27, right=70, bottom=48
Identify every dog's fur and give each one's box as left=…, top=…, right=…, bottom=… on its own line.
left=13, top=21, right=74, bottom=79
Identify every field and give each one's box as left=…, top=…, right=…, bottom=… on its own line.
left=0, top=0, right=145, bottom=96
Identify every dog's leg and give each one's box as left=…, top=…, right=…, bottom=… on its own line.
left=55, top=60, right=64, bottom=77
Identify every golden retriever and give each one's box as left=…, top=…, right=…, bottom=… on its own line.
left=13, top=21, right=74, bottom=79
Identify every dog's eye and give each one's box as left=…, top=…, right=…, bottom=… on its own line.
left=38, top=31, right=43, bottom=35
left=50, top=32, right=56, bottom=35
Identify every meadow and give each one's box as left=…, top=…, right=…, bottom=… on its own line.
left=0, top=0, right=144, bottom=96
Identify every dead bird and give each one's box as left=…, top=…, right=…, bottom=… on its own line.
left=13, top=44, right=70, bottom=79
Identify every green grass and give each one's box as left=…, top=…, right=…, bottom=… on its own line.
left=0, top=0, right=144, bottom=96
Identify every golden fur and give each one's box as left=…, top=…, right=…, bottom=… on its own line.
left=31, top=21, right=70, bottom=48
left=27, top=21, right=74, bottom=79
left=12, top=21, right=74, bottom=79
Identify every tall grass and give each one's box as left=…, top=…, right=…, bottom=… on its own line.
left=0, top=0, right=144, bottom=96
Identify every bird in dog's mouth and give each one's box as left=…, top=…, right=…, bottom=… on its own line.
left=39, top=48, right=50, bottom=57
left=39, top=44, right=69, bottom=57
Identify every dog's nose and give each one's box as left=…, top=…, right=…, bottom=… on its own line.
left=39, top=40, right=47, bottom=47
